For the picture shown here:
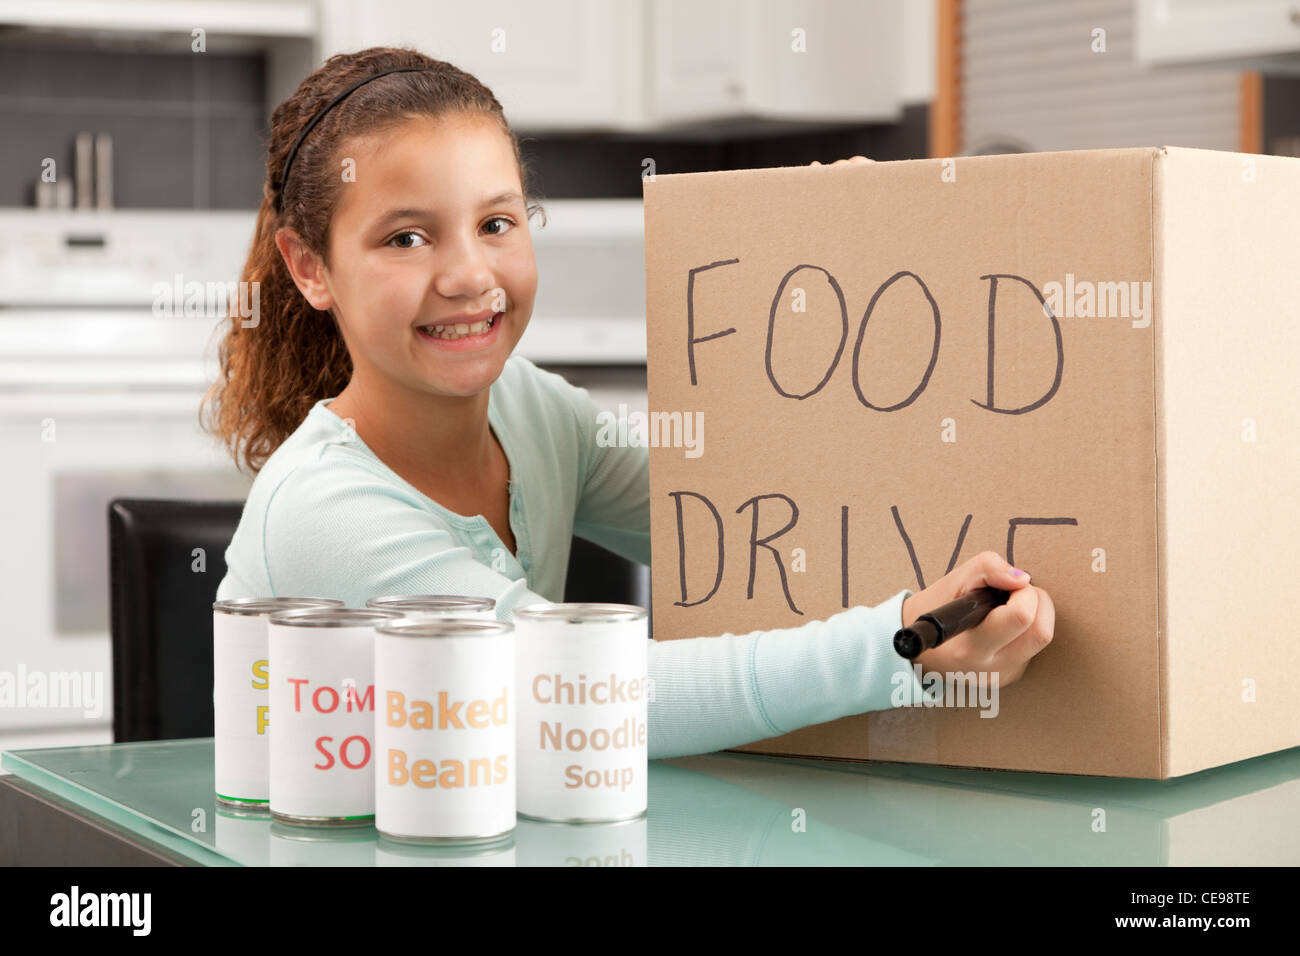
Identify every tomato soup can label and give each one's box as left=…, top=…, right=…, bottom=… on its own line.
left=212, top=597, right=341, bottom=808
left=513, top=604, right=648, bottom=822
left=375, top=618, right=515, bottom=843
left=365, top=594, right=496, bottom=620
left=267, top=607, right=402, bottom=825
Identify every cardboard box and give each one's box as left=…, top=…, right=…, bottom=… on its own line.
left=643, top=146, right=1300, bottom=779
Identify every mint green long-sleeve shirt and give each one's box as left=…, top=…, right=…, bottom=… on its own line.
left=215, top=354, right=923, bottom=759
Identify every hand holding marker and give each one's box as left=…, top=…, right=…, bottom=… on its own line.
left=894, top=587, right=1010, bottom=659
left=896, top=552, right=1056, bottom=688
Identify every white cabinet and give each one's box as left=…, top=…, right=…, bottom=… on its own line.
left=1136, top=0, right=1300, bottom=70
left=0, top=0, right=315, bottom=36
left=317, top=0, right=648, bottom=132
left=650, top=0, right=903, bottom=126
left=317, top=0, right=910, bottom=133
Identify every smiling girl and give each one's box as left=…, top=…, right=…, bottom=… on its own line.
left=205, top=48, right=1055, bottom=760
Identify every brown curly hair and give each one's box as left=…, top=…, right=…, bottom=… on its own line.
left=200, top=47, right=546, bottom=475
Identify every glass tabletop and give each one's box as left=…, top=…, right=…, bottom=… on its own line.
left=4, top=739, right=1299, bottom=865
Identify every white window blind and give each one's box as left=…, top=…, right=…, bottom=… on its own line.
left=962, top=0, right=1241, bottom=154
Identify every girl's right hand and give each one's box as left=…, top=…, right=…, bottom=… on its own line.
left=900, top=551, right=1056, bottom=689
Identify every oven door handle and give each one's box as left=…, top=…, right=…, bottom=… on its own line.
left=0, top=388, right=209, bottom=422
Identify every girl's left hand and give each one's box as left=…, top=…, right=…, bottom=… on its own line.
left=810, top=155, right=875, bottom=166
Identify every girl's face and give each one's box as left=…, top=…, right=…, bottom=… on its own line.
left=310, top=113, right=537, bottom=400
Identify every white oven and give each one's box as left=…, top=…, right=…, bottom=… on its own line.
left=0, top=211, right=258, bottom=751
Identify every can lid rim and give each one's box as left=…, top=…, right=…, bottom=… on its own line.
left=513, top=602, right=647, bottom=624
left=375, top=619, right=514, bottom=638
left=365, top=594, right=496, bottom=610
left=213, top=597, right=343, bottom=616
left=267, top=607, right=404, bottom=627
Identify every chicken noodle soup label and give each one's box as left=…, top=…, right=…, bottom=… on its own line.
left=374, top=620, right=515, bottom=842
left=513, top=605, right=649, bottom=822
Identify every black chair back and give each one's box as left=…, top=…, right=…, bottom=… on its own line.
left=108, top=498, right=244, bottom=742
left=562, top=536, right=651, bottom=609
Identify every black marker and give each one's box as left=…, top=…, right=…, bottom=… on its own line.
left=893, top=586, right=1011, bottom=660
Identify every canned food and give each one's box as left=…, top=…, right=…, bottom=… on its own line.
left=512, top=603, right=649, bottom=823
left=212, top=596, right=342, bottom=810
left=365, top=594, right=496, bottom=619
left=266, top=607, right=402, bottom=825
left=374, top=618, right=515, bottom=844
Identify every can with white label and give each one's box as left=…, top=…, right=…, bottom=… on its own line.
left=267, top=606, right=402, bottom=825
left=212, top=596, right=342, bottom=811
left=512, top=603, right=649, bottom=823
left=365, top=594, right=496, bottom=619
left=374, top=618, right=515, bottom=844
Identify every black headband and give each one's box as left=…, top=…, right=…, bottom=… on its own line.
left=274, top=67, right=430, bottom=213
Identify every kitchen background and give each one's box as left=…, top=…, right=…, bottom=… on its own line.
left=2, top=0, right=1297, bottom=754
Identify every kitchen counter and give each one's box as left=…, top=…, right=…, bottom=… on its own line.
left=3, top=738, right=1298, bottom=865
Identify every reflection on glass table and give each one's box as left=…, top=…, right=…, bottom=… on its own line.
left=4, top=739, right=1298, bottom=865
